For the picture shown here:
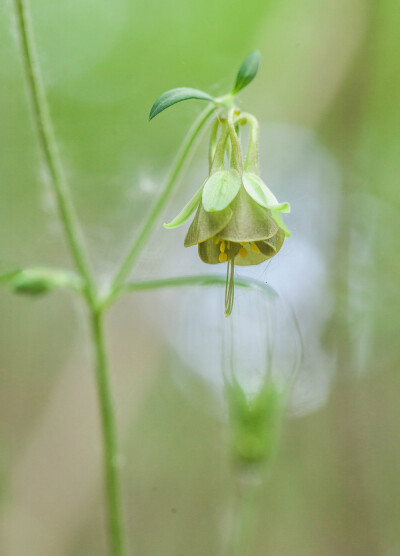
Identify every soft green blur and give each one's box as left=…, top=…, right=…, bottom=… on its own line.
left=1, top=0, right=400, bottom=554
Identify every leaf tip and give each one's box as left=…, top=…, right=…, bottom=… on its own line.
left=233, top=50, right=262, bottom=95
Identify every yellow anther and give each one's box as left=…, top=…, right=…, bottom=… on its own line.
left=240, top=118, right=247, bottom=126
left=214, top=237, right=220, bottom=245
left=234, top=109, right=241, bottom=115
left=239, top=247, right=248, bottom=258
left=220, top=240, right=226, bottom=253
left=240, top=242, right=247, bottom=247
left=227, top=241, right=231, bottom=248
left=250, top=243, right=260, bottom=253
left=219, top=252, right=228, bottom=263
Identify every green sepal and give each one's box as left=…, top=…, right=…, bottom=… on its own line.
left=184, top=204, right=232, bottom=247
left=232, top=51, right=261, bottom=95
left=10, top=267, right=83, bottom=297
left=164, top=186, right=203, bottom=229
left=243, top=172, right=290, bottom=212
left=202, top=169, right=241, bottom=212
left=243, top=173, right=291, bottom=237
left=149, top=87, right=214, bottom=120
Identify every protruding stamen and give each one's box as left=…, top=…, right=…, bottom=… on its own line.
left=224, top=256, right=235, bottom=317
left=219, top=252, right=228, bottom=263
left=250, top=243, right=260, bottom=253
left=220, top=240, right=226, bottom=253
left=239, top=247, right=248, bottom=258
left=214, top=237, right=220, bottom=245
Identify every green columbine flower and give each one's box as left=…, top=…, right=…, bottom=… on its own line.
left=165, top=110, right=290, bottom=315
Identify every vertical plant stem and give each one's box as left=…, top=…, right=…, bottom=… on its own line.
left=110, top=105, right=216, bottom=293
left=227, top=473, right=261, bottom=556
left=13, top=1, right=127, bottom=554
left=91, top=309, right=127, bottom=556
left=13, top=0, right=96, bottom=302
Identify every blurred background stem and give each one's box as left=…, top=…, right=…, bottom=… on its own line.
left=13, top=0, right=95, bottom=304
left=12, top=1, right=127, bottom=554
left=226, top=471, right=262, bottom=556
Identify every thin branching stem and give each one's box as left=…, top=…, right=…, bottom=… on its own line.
left=104, top=274, right=277, bottom=310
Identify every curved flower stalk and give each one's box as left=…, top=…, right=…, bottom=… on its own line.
left=165, top=110, right=290, bottom=316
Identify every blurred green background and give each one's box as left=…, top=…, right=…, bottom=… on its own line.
left=1, top=0, right=400, bottom=554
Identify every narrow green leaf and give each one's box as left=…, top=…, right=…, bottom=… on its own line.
left=164, top=186, right=203, bottom=229
left=202, top=170, right=241, bottom=212
left=243, top=173, right=290, bottom=212
left=149, top=87, right=214, bottom=120
left=232, top=51, right=261, bottom=95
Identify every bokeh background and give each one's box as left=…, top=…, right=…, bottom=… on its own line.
left=1, top=0, right=400, bottom=554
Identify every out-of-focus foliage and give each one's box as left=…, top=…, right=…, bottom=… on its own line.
left=1, top=0, right=399, bottom=555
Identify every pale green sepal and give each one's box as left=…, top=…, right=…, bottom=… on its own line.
left=243, top=172, right=290, bottom=212
left=202, top=169, right=241, bottom=212
left=164, top=186, right=203, bottom=229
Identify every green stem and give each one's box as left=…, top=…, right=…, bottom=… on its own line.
left=110, top=105, right=216, bottom=293
left=241, top=114, right=259, bottom=174
left=227, top=109, right=243, bottom=174
left=90, top=310, right=127, bottom=556
left=13, top=2, right=127, bottom=554
left=228, top=474, right=260, bottom=556
left=208, top=117, right=221, bottom=171
left=101, top=274, right=277, bottom=311
left=13, top=0, right=96, bottom=303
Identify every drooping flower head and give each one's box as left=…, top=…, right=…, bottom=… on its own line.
left=165, top=109, right=290, bottom=316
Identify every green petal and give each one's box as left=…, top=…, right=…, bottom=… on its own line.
left=198, top=238, right=240, bottom=264
left=271, top=210, right=291, bottom=237
left=243, top=172, right=290, bottom=213
left=202, top=169, right=241, bottom=212
left=260, top=227, right=285, bottom=254
left=164, top=186, right=203, bottom=229
left=234, top=244, right=271, bottom=266
left=234, top=229, right=285, bottom=266
left=218, top=186, right=278, bottom=243
left=184, top=203, right=232, bottom=247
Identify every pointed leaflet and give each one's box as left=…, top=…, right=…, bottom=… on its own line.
left=232, top=51, right=261, bottom=95
left=164, top=186, right=203, bottom=229
left=149, top=87, right=214, bottom=120
left=202, top=170, right=241, bottom=212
